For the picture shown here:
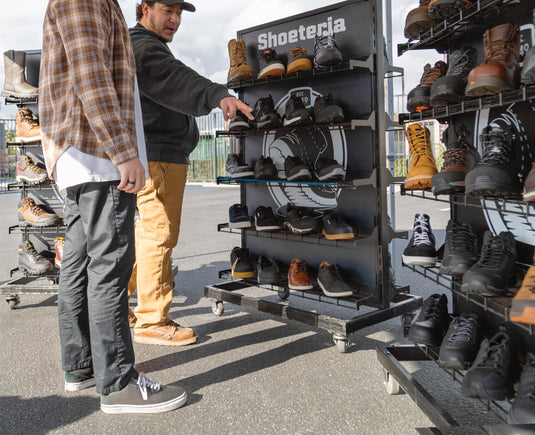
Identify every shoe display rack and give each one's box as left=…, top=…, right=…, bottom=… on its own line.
left=203, top=0, right=423, bottom=353
left=376, top=0, right=535, bottom=430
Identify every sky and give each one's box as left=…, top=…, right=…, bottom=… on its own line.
left=0, top=0, right=439, bottom=117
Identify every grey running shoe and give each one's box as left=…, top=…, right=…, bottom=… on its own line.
left=253, top=95, right=282, bottom=129
left=256, top=254, right=280, bottom=284
left=313, top=34, right=342, bottom=68
left=317, top=261, right=353, bottom=298
left=225, top=154, right=254, bottom=178
left=313, top=94, right=344, bottom=124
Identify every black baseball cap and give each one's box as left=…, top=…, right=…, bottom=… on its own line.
left=154, top=0, right=196, bottom=12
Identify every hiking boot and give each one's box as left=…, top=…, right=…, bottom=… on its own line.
left=461, top=231, right=516, bottom=296
left=402, top=213, right=437, bottom=266
left=283, top=203, right=321, bottom=234
left=461, top=328, right=514, bottom=401
left=257, top=49, right=285, bottom=78
left=283, top=95, right=313, bottom=127
left=439, top=220, right=478, bottom=276
left=407, top=293, right=450, bottom=347
left=15, top=107, right=41, bottom=142
left=54, top=237, right=64, bottom=269
left=227, top=39, right=253, bottom=84
left=256, top=254, right=280, bottom=284
left=288, top=258, right=313, bottom=290
left=254, top=156, right=277, bottom=180
left=510, top=256, right=535, bottom=325
left=128, top=308, right=137, bottom=328
left=101, top=372, right=187, bottom=414
left=1, top=50, right=38, bottom=99
left=317, top=261, right=353, bottom=298
left=65, top=368, right=95, bottom=392
left=521, top=46, right=535, bottom=85
left=253, top=95, right=282, bottom=129
left=431, top=124, right=479, bottom=194
left=225, top=154, right=254, bottom=178
left=228, top=111, right=250, bottom=131
left=465, top=23, right=520, bottom=97
left=18, top=240, right=54, bottom=275
left=228, top=204, right=251, bottom=229
left=428, top=0, right=473, bottom=20
left=284, top=156, right=311, bottom=181
left=134, top=319, right=198, bottom=346
left=313, top=34, right=343, bottom=68
left=404, top=123, right=438, bottom=189
left=508, top=353, right=535, bottom=424
left=404, top=0, right=433, bottom=40
left=230, top=246, right=255, bottom=278
left=16, top=155, right=48, bottom=184
left=314, top=157, right=345, bottom=181
left=18, top=197, right=61, bottom=227
left=287, top=47, right=312, bottom=74
left=254, top=206, right=280, bottom=231
left=438, top=314, right=482, bottom=370
left=407, top=61, right=448, bottom=112
left=313, top=94, right=344, bottom=124
left=321, top=211, right=354, bottom=240
left=430, top=48, right=477, bottom=107
left=465, top=125, right=521, bottom=197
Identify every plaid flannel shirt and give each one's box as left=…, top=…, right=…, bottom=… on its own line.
left=39, top=0, right=138, bottom=178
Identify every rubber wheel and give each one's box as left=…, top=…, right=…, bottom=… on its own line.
left=211, top=300, right=224, bottom=316
left=384, top=369, right=401, bottom=395
left=278, top=288, right=290, bottom=299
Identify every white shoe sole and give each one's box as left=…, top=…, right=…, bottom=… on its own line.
left=65, top=377, right=96, bottom=392
left=101, top=391, right=187, bottom=414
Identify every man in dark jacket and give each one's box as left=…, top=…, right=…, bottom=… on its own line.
left=128, top=0, right=253, bottom=345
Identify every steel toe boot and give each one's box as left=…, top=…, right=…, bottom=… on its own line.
left=508, top=353, right=535, bottom=424
left=430, top=47, right=477, bottom=107
left=407, top=61, right=448, bottom=112
left=431, top=123, right=479, bottom=194
left=428, top=0, right=473, bottom=20
left=1, top=50, right=38, bottom=99
left=257, top=49, right=285, bottom=79
left=286, top=47, right=312, bottom=74
left=18, top=240, right=54, bottom=275
left=465, top=124, right=521, bottom=197
left=18, top=197, right=61, bottom=227
left=404, top=0, right=433, bottom=40
left=313, top=94, right=344, bottom=125
left=15, top=107, right=41, bottom=142
left=227, top=39, right=253, bottom=84
left=465, top=23, right=520, bottom=96
left=404, top=123, right=438, bottom=190
left=521, top=46, right=535, bottom=85
left=252, top=95, right=282, bottom=129
left=54, top=237, right=64, bottom=269
left=407, top=293, right=450, bottom=347
left=439, top=220, right=478, bottom=277
left=16, top=155, right=48, bottom=184
left=510, top=256, right=535, bottom=325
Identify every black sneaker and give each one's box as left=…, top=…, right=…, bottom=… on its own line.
left=253, top=95, right=282, bottom=129
left=254, top=156, right=277, bottom=180
left=313, top=34, right=342, bottom=68
left=465, top=125, right=521, bottom=197
left=407, top=293, right=450, bottom=347
left=257, top=48, right=285, bottom=79
left=439, top=220, right=478, bottom=277
left=228, top=204, right=251, bottom=229
left=430, top=47, right=477, bottom=107
left=521, top=46, right=535, bottom=85
left=225, top=154, right=254, bottom=178
left=321, top=211, right=354, bottom=240
left=508, top=353, right=535, bottom=424
left=402, top=214, right=437, bottom=267
left=285, top=156, right=311, bottom=181
left=461, top=231, right=516, bottom=296
left=256, top=254, right=280, bottom=284
left=317, top=261, right=353, bottom=298
left=461, top=328, right=514, bottom=401
left=438, top=314, right=482, bottom=370
left=254, top=206, right=280, bottom=231
left=283, top=95, right=313, bottom=127
left=230, top=246, right=255, bottom=278
left=314, top=157, right=345, bottom=181
left=313, top=95, right=344, bottom=124
left=283, top=203, right=321, bottom=234
left=65, top=368, right=95, bottom=392
left=18, top=241, right=54, bottom=275
left=228, top=111, right=250, bottom=131
left=100, top=372, right=187, bottom=414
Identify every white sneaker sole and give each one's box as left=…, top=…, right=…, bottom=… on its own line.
left=65, top=377, right=96, bottom=392
left=101, top=391, right=187, bottom=414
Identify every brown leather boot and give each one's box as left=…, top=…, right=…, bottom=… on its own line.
left=465, top=23, right=520, bottom=97
left=404, top=0, right=433, bottom=40
left=18, top=197, right=61, bottom=227
left=407, top=61, right=448, bottom=112
left=227, top=39, right=253, bottom=84
left=15, top=107, right=41, bottom=142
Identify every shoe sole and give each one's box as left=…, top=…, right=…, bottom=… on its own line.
left=428, top=0, right=469, bottom=20
left=466, top=175, right=518, bottom=197
left=322, top=229, right=354, bottom=240
left=288, top=276, right=313, bottom=291
left=510, top=303, right=535, bottom=325
left=255, top=219, right=280, bottom=231
left=439, top=263, right=471, bottom=276
left=404, top=13, right=433, bottom=39
left=283, top=221, right=315, bottom=234
left=229, top=220, right=251, bottom=229
left=15, top=135, right=41, bottom=143
left=65, top=378, right=96, bottom=392
left=1, top=90, right=38, bottom=99
left=317, top=279, right=353, bottom=298
left=404, top=174, right=434, bottom=190
left=460, top=280, right=507, bottom=297
left=134, top=334, right=198, bottom=347
left=431, top=175, right=465, bottom=195
left=286, top=168, right=311, bottom=181
left=228, top=121, right=250, bottom=130
left=523, top=190, right=535, bottom=202
left=225, top=171, right=255, bottom=178
left=19, top=219, right=61, bottom=227
left=16, top=175, right=47, bottom=184
left=231, top=270, right=255, bottom=278
left=287, top=59, right=312, bottom=74
left=438, top=357, right=471, bottom=371
left=100, top=390, right=187, bottom=414
left=316, top=167, right=346, bottom=181
left=402, top=255, right=437, bottom=267
left=227, top=70, right=254, bottom=84
left=257, top=63, right=285, bottom=78
left=461, top=381, right=512, bottom=401
left=465, top=76, right=514, bottom=97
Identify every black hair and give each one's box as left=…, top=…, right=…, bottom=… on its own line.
left=136, top=1, right=155, bottom=21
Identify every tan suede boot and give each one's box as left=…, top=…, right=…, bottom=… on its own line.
left=227, top=39, right=253, bottom=84
left=1, top=50, right=38, bottom=98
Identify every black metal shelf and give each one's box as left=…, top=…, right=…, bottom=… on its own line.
left=9, top=224, right=65, bottom=235
left=7, top=140, right=42, bottom=148
left=3, top=95, right=38, bottom=105
left=8, top=181, right=55, bottom=191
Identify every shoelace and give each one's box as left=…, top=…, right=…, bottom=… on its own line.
left=420, top=298, right=444, bottom=322
left=442, top=142, right=468, bottom=168
left=478, top=136, right=513, bottom=168
left=256, top=96, right=275, bottom=113
left=24, top=244, right=44, bottom=261
left=261, top=50, right=277, bottom=63
left=483, top=34, right=519, bottom=64
left=20, top=112, right=39, bottom=129
left=448, top=317, right=478, bottom=343
left=289, top=47, right=307, bottom=58
left=477, top=336, right=509, bottom=370
left=412, top=215, right=434, bottom=247
left=21, top=158, right=45, bottom=174
left=407, top=127, right=433, bottom=159
left=478, top=235, right=509, bottom=268
left=447, top=50, right=474, bottom=76
left=294, top=261, right=307, bottom=274
left=325, top=264, right=343, bottom=281
left=27, top=203, right=49, bottom=217
left=315, top=35, right=338, bottom=54
left=448, top=223, right=476, bottom=251
left=420, top=63, right=446, bottom=86
left=230, top=44, right=247, bottom=66
left=137, top=372, right=161, bottom=401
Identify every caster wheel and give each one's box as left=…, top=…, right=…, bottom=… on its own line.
left=211, top=300, right=224, bottom=316
left=6, top=295, right=20, bottom=310
left=333, top=334, right=350, bottom=353
left=278, top=287, right=290, bottom=299
left=383, top=369, right=401, bottom=395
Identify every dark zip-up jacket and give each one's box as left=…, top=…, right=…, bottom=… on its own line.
left=129, top=23, right=230, bottom=164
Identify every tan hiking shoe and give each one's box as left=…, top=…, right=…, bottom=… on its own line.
left=18, top=197, right=61, bottom=227
left=227, top=39, right=253, bottom=84
left=134, top=320, right=198, bottom=346
left=15, top=107, right=41, bottom=142
left=510, top=258, right=535, bottom=325
left=287, top=47, right=312, bottom=74
left=404, top=123, right=438, bottom=190
left=16, top=155, right=48, bottom=184
left=128, top=308, right=137, bottom=328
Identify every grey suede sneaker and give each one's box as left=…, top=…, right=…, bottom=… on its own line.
left=65, top=368, right=95, bottom=392
left=100, top=373, right=187, bottom=414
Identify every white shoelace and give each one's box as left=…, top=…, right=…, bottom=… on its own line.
left=137, top=372, right=161, bottom=401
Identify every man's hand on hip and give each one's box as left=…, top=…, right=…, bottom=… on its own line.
left=220, top=96, right=254, bottom=122
left=117, top=158, right=146, bottom=194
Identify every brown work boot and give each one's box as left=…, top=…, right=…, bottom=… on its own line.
left=404, top=0, right=433, bottom=40
left=407, top=61, right=448, bottom=112
left=15, top=107, right=41, bottom=142
left=286, top=47, right=312, bottom=74
left=16, top=155, right=48, bottom=184
left=465, top=23, right=520, bottom=97
left=428, top=0, right=473, bottom=20
left=227, top=39, right=253, bottom=84
left=54, top=237, right=64, bottom=269
left=134, top=319, right=198, bottom=346
left=128, top=308, right=137, bottom=328
left=404, top=123, right=438, bottom=190
left=1, top=50, right=38, bottom=99
left=18, top=197, right=62, bottom=227
left=510, top=256, right=535, bottom=325
left=288, top=258, right=313, bottom=290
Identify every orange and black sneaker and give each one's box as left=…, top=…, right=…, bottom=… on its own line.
left=257, top=49, right=285, bottom=79
left=510, top=257, right=535, bottom=325
left=407, top=61, right=448, bottom=112
left=404, top=123, right=438, bottom=190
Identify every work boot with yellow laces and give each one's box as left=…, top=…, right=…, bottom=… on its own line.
left=404, top=123, right=438, bottom=190
left=510, top=256, right=535, bottom=325
left=227, top=39, right=254, bottom=84
left=404, top=0, right=433, bottom=40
